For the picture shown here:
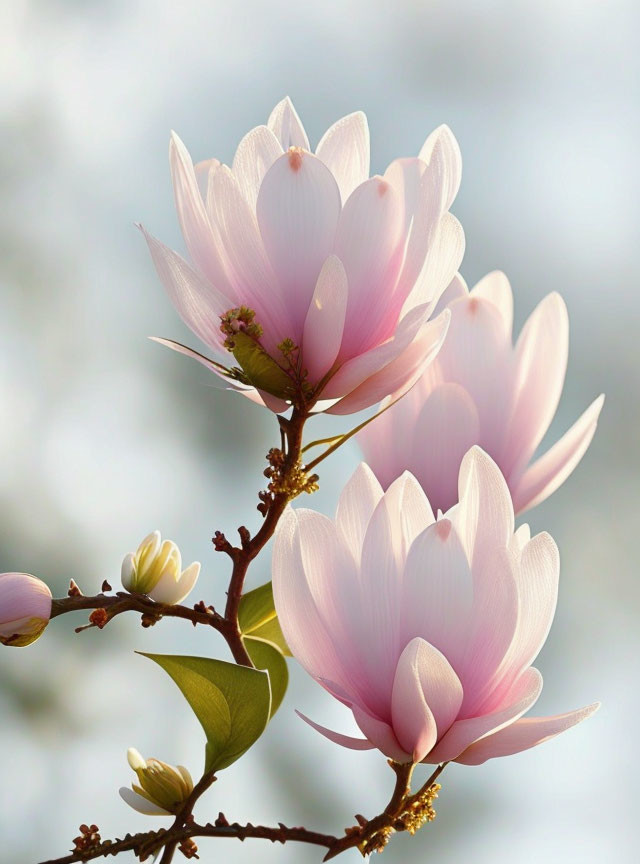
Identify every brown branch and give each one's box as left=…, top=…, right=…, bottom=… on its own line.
left=50, top=591, right=226, bottom=634
left=37, top=818, right=339, bottom=864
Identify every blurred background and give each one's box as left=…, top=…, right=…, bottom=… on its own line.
left=1, top=0, right=637, bottom=861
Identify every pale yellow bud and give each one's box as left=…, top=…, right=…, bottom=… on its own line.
left=120, top=531, right=200, bottom=604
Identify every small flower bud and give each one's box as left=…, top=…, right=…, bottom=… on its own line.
left=119, top=748, right=193, bottom=816
left=0, top=572, right=52, bottom=647
left=121, top=531, right=200, bottom=605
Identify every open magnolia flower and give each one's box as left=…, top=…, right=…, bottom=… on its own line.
left=141, top=96, right=465, bottom=413
left=360, top=272, right=604, bottom=514
left=0, top=572, right=52, bottom=647
left=121, top=531, right=200, bottom=604
left=119, top=748, right=193, bottom=816
left=272, top=448, right=598, bottom=766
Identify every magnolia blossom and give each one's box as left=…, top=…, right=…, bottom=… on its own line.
left=0, top=572, right=52, bottom=647
left=121, top=531, right=200, bottom=604
left=360, top=272, right=604, bottom=514
left=119, top=748, right=193, bottom=816
left=141, top=96, right=466, bottom=414
left=272, top=449, right=598, bottom=765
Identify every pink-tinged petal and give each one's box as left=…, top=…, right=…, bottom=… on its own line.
left=418, top=124, right=462, bottom=213
left=353, top=706, right=411, bottom=762
left=207, top=164, right=293, bottom=353
left=240, top=387, right=290, bottom=413
left=480, top=533, right=559, bottom=713
left=169, top=133, right=233, bottom=296
left=511, top=394, right=605, bottom=514
left=456, top=702, right=600, bottom=765
left=302, top=255, right=348, bottom=382
left=426, top=667, right=542, bottom=764
left=470, top=270, right=513, bottom=336
left=402, top=213, right=466, bottom=316
left=455, top=446, right=515, bottom=566
left=194, top=158, right=220, bottom=199
left=322, top=303, right=431, bottom=400
left=0, top=573, right=52, bottom=629
left=506, top=292, right=569, bottom=476
left=149, top=338, right=233, bottom=382
left=326, top=308, right=450, bottom=414
left=509, top=523, right=531, bottom=557
left=383, top=472, right=435, bottom=560
left=435, top=294, right=513, bottom=452
left=315, top=111, right=370, bottom=203
left=140, top=228, right=231, bottom=352
left=391, top=638, right=462, bottom=762
left=334, top=176, right=406, bottom=354
left=335, top=463, right=383, bottom=566
left=402, top=517, right=473, bottom=670
left=267, top=96, right=310, bottom=150
left=257, top=150, right=341, bottom=332
left=410, top=383, right=481, bottom=514
left=430, top=272, right=469, bottom=318
left=272, top=509, right=349, bottom=692
left=296, top=710, right=375, bottom=750
left=383, top=159, right=440, bottom=310
left=457, top=545, right=519, bottom=716
left=231, top=124, right=283, bottom=211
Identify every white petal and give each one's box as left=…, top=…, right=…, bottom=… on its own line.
left=231, top=125, right=283, bottom=211
left=335, top=463, right=384, bottom=566
left=302, top=254, right=348, bottom=381
left=418, top=124, right=462, bottom=213
left=267, top=96, right=310, bottom=150
left=315, top=111, right=370, bottom=203
left=119, top=787, right=171, bottom=816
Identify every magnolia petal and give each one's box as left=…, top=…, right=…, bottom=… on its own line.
left=335, top=463, right=384, bottom=566
left=402, top=516, right=472, bottom=669
left=391, top=638, right=463, bottom=762
left=456, top=702, right=600, bottom=765
left=231, top=124, right=283, bottom=211
left=426, top=667, right=543, bottom=764
left=410, top=383, right=481, bottom=514
left=334, top=176, right=406, bottom=354
left=207, top=164, right=292, bottom=352
left=119, top=787, right=171, bottom=816
left=169, top=132, right=233, bottom=295
left=267, top=96, right=310, bottom=150
left=402, top=213, right=466, bottom=317
left=456, top=446, right=515, bottom=566
left=430, top=272, right=469, bottom=318
left=148, top=561, right=200, bottom=606
left=507, top=292, right=569, bottom=475
left=326, top=308, right=449, bottom=414
left=257, top=151, right=341, bottom=332
left=470, top=271, right=513, bottom=336
left=296, top=710, right=375, bottom=750
left=302, top=255, right=348, bottom=382
left=418, top=124, right=462, bottom=214
left=140, top=229, right=230, bottom=353
left=511, top=394, right=605, bottom=514
left=315, top=111, right=370, bottom=203
left=353, top=706, right=411, bottom=762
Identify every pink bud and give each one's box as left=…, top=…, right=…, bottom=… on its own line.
left=0, top=572, right=53, bottom=647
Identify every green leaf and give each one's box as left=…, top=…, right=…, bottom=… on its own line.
left=243, top=636, right=289, bottom=718
left=141, top=653, right=271, bottom=773
left=231, top=331, right=294, bottom=399
left=238, top=581, right=292, bottom=657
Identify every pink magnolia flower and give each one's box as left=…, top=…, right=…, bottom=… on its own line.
left=0, top=572, right=52, bottom=647
left=360, top=272, right=604, bottom=514
left=272, top=448, right=598, bottom=766
left=141, top=97, right=465, bottom=413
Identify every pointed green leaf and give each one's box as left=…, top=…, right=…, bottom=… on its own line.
left=231, top=331, right=294, bottom=398
left=238, top=581, right=291, bottom=657
left=140, top=653, right=271, bottom=772
left=243, top=636, right=289, bottom=718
